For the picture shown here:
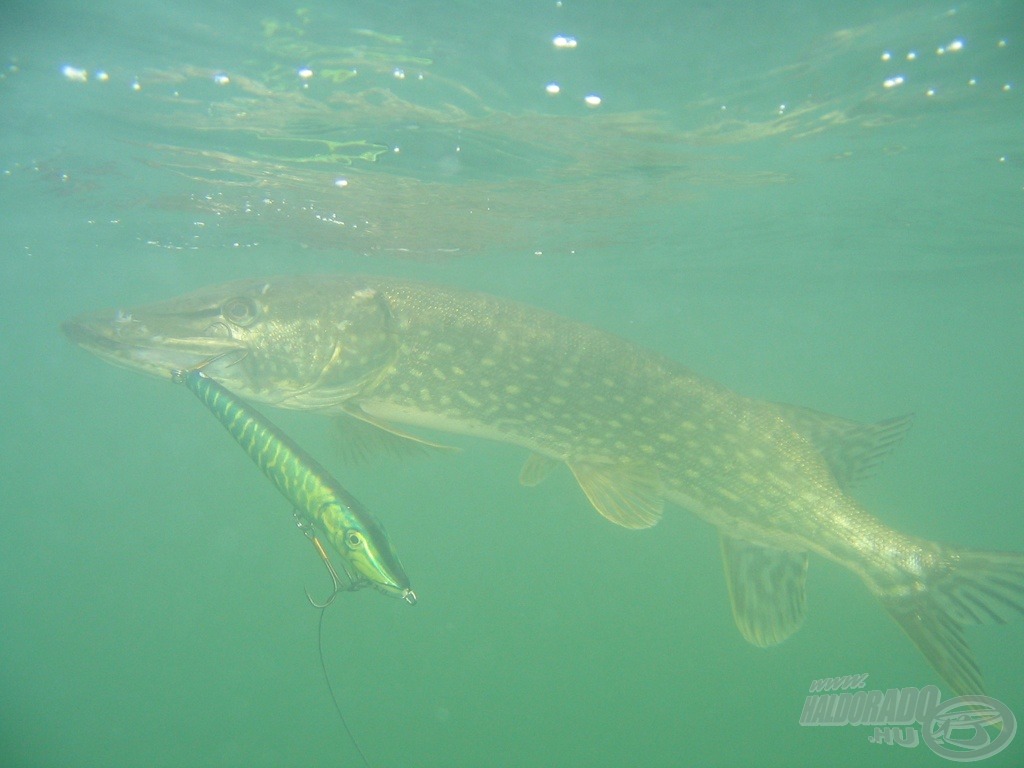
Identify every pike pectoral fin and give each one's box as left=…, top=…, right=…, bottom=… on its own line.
left=520, top=453, right=559, bottom=487
left=721, top=534, right=808, bottom=647
left=568, top=461, right=664, bottom=528
left=335, top=404, right=458, bottom=460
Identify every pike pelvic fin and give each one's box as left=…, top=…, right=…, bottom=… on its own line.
left=720, top=534, right=809, bottom=647
left=568, top=461, right=664, bottom=529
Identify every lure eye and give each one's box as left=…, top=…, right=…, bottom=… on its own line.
left=222, top=297, right=259, bottom=327
left=345, top=531, right=365, bottom=550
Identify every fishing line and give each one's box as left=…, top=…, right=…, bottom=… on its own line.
left=317, top=605, right=373, bottom=768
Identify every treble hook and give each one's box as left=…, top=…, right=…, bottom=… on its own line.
left=305, top=533, right=344, bottom=609
left=294, top=511, right=344, bottom=608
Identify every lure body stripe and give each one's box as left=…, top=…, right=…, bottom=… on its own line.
left=178, top=368, right=413, bottom=599
left=184, top=368, right=360, bottom=515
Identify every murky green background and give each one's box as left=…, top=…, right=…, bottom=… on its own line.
left=1, top=1, right=1022, bottom=766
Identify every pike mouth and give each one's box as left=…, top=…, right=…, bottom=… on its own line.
left=62, top=311, right=243, bottom=380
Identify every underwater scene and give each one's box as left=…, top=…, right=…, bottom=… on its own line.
left=1, top=1, right=1022, bottom=766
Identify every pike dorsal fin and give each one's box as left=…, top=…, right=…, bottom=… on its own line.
left=720, top=534, right=809, bottom=647
left=519, top=453, right=559, bottom=487
left=568, top=461, right=664, bottom=529
left=769, top=404, right=914, bottom=489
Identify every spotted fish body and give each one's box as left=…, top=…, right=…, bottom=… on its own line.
left=64, top=275, right=1024, bottom=695
left=176, top=367, right=414, bottom=603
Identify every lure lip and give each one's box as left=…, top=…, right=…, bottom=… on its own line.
left=384, top=586, right=417, bottom=605
left=378, top=585, right=417, bottom=605
left=362, top=575, right=417, bottom=605
left=341, top=567, right=416, bottom=604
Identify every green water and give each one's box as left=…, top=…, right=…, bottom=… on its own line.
left=1, top=1, right=1022, bottom=766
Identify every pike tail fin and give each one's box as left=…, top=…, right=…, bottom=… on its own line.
left=878, top=548, right=1024, bottom=696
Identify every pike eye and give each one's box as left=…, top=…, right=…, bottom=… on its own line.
left=345, top=531, right=365, bottom=550
left=222, top=297, right=259, bottom=327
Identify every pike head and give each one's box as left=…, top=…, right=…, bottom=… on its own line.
left=63, top=276, right=398, bottom=409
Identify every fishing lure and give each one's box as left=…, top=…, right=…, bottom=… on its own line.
left=174, top=366, right=415, bottom=767
left=173, top=367, right=416, bottom=605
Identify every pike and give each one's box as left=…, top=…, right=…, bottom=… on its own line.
left=63, top=275, right=1024, bottom=696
